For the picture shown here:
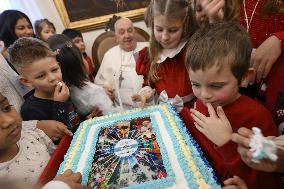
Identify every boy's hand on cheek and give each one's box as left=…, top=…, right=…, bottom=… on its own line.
left=54, top=82, right=70, bottom=102
left=37, top=120, right=73, bottom=141
left=190, top=104, right=232, bottom=146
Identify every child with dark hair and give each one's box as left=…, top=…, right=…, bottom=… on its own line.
left=34, top=18, right=56, bottom=42
left=0, top=92, right=82, bottom=188
left=0, top=9, right=35, bottom=80
left=0, top=91, right=55, bottom=186
left=181, top=22, right=283, bottom=189
left=0, top=11, right=72, bottom=142
left=47, top=34, right=113, bottom=116
left=62, top=28, right=95, bottom=81
left=9, top=37, right=80, bottom=133
left=0, top=10, right=34, bottom=59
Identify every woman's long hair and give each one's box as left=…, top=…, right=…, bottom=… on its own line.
left=0, top=10, right=34, bottom=47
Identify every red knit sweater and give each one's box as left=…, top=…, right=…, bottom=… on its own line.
left=238, top=0, right=284, bottom=50
left=238, top=0, right=284, bottom=133
left=180, top=95, right=283, bottom=189
left=136, top=47, right=194, bottom=107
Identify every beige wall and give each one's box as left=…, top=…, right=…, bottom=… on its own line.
left=36, top=0, right=148, bottom=56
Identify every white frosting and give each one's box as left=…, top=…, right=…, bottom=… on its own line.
left=74, top=111, right=189, bottom=188
left=153, top=111, right=188, bottom=189
left=76, top=126, right=96, bottom=174
left=249, top=127, right=278, bottom=163
left=114, top=139, right=139, bottom=157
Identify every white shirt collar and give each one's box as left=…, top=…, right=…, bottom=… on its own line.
left=157, top=41, right=187, bottom=64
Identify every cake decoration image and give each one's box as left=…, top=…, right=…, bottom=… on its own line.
left=87, top=117, right=167, bottom=188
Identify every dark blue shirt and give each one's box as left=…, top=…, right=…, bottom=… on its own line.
left=21, top=95, right=80, bottom=130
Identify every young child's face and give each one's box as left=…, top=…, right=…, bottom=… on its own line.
left=189, top=63, right=240, bottom=108
left=0, top=94, right=22, bottom=150
left=154, top=14, right=184, bottom=49
left=195, top=0, right=209, bottom=28
left=40, top=24, right=55, bottom=41
left=72, top=36, right=86, bottom=53
left=14, top=18, right=34, bottom=39
left=21, top=57, right=62, bottom=96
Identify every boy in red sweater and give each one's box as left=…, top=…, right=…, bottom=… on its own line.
left=181, top=22, right=283, bottom=189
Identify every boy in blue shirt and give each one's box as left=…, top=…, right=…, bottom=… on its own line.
left=9, top=37, right=80, bottom=133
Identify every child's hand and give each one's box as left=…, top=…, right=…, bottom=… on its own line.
left=54, top=82, right=70, bottom=102
left=201, top=0, right=225, bottom=23
left=140, top=88, right=155, bottom=99
left=37, top=120, right=73, bottom=141
left=53, top=169, right=85, bottom=189
left=232, top=127, right=278, bottom=172
left=190, top=103, right=232, bottom=146
left=86, top=107, right=103, bottom=119
left=132, top=94, right=146, bottom=108
left=223, top=176, right=248, bottom=189
left=132, top=87, right=155, bottom=108
left=103, top=85, right=115, bottom=101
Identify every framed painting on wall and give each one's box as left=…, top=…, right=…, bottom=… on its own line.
left=53, top=0, right=150, bottom=32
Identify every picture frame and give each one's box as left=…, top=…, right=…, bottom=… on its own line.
left=53, top=0, right=150, bottom=32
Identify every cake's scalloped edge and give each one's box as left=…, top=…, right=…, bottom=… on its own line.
left=58, top=104, right=221, bottom=189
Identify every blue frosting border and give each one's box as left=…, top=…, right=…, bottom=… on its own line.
left=58, top=104, right=221, bottom=188
left=166, top=105, right=221, bottom=188
left=58, top=120, right=84, bottom=173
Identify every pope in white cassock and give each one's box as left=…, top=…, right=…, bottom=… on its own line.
left=95, top=17, right=148, bottom=110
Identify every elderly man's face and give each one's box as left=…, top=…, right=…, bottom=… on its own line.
left=115, top=19, right=137, bottom=52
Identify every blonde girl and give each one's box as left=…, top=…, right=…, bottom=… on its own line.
left=34, top=18, right=56, bottom=42
left=136, top=0, right=197, bottom=109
